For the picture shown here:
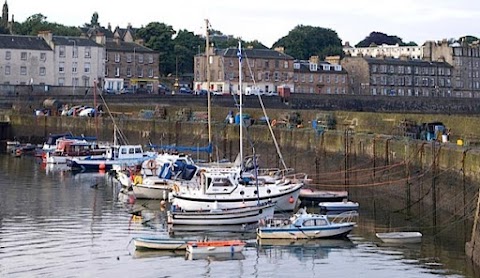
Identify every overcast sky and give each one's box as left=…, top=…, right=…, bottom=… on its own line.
left=8, top=0, right=480, bottom=47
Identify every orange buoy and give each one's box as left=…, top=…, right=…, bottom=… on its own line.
left=288, top=196, right=295, bottom=204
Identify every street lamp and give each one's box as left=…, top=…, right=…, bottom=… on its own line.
left=133, top=47, right=136, bottom=94
left=69, top=39, right=77, bottom=96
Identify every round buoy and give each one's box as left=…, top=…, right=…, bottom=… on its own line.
left=288, top=196, right=295, bottom=204
left=99, top=163, right=106, bottom=170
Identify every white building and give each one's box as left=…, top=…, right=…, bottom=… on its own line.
left=344, top=43, right=423, bottom=59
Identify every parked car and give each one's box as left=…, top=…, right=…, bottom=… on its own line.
left=195, top=89, right=208, bottom=96
left=121, top=88, right=134, bottom=94
left=136, top=87, right=151, bottom=94
left=179, top=87, right=193, bottom=94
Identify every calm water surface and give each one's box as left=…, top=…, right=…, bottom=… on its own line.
left=0, top=154, right=475, bottom=277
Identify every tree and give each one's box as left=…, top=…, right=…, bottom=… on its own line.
left=272, top=25, right=343, bottom=60
left=13, top=13, right=80, bottom=36
left=136, top=22, right=177, bottom=75
left=459, top=35, right=479, bottom=44
left=173, top=29, right=205, bottom=74
left=90, top=12, right=99, bottom=27
left=355, top=32, right=416, bottom=47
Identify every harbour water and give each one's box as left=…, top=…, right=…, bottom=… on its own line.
left=0, top=154, right=477, bottom=277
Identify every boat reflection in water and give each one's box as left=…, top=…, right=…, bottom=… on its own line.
left=132, top=249, right=185, bottom=259
left=257, top=237, right=356, bottom=261
left=186, top=251, right=246, bottom=261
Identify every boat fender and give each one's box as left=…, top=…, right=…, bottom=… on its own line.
left=172, top=184, right=180, bottom=193
left=134, top=175, right=143, bottom=185
left=288, top=196, right=295, bottom=204
left=147, top=159, right=156, bottom=170
left=271, top=119, right=277, bottom=127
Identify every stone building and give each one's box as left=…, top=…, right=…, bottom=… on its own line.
left=80, top=25, right=159, bottom=93
left=343, top=43, right=423, bottom=59
left=341, top=56, right=453, bottom=97
left=103, top=38, right=159, bottom=93
left=194, top=47, right=294, bottom=94
left=38, top=31, right=104, bottom=89
left=0, top=34, right=54, bottom=86
left=293, top=56, right=349, bottom=94
left=424, top=40, right=480, bottom=98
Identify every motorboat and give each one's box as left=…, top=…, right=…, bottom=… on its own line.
left=167, top=202, right=275, bottom=225
left=257, top=209, right=356, bottom=240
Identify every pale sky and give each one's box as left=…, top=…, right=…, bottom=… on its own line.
left=8, top=0, right=480, bottom=47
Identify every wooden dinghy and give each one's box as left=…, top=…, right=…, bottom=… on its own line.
left=376, top=232, right=422, bottom=244
left=186, top=240, right=246, bottom=254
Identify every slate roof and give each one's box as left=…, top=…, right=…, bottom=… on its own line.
left=219, top=48, right=294, bottom=60
left=0, top=34, right=52, bottom=50
left=79, top=26, right=114, bottom=39
left=115, top=27, right=138, bottom=40
left=105, top=39, right=155, bottom=53
left=363, top=57, right=452, bottom=68
left=294, top=60, right=347, bottom=74
left=52, top=36, right=103, bottom=47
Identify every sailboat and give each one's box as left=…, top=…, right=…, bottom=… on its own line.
left=169, top=39, right=306, bottom=212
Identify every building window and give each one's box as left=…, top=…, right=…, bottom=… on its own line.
left=114, top=53, right=120, bottom=63
left=126, top=54, right=132, bottom=63
left=39, top=67, right=46, bottom=76
left=284, top=61, right=288, bottom=69
left=58, top=77, right=65, bottom=86
left=275, top=60, right=279, bottom=68
left=257, top=72, right=262, bottom=81
left=309, top=74, right=313, bottom=83
left=59, top=62, right=65, bottom=73
left=138, top=55, right=144, bottom=63
left=84, top=62, right=91, bottom=73
left=59, top=46, right=65, bottom=58
left=72, top=77, right=79, bottom=87
left=72, top=62, right=77, bottom=73
left=265, top=72, right=270, bottom=81
left=310, top=64, right=318, bottom=71
left=137, top=67, right=143, bottom=77
left=85, top=47, right=91, bottom=58
left=115, top=67, right=120, bottom=77
left=264, top=61, right=269, bottom=68
left=126, top=67, right=132, bottom=77
left=72, top=46, right=78, bottom=58
left=21, top=52, right=27, bottom=61
left=5, top=65, right=10, bottom=75
left=274, top=72, right=280, bottom=81
left=148, top=68, right=154, bottom=78
left=5, top=51, right=11, bottom=60
left=148, top=55, right=153, bottom=64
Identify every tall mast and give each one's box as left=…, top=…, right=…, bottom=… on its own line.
left=238, top=40, right=243, bottom=165
left=205, top=19, right=212, bottom=161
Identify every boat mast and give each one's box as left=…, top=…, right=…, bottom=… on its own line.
left=238, top=40, right=243, bottom=167
left=205, top=19, right=212, bottom=162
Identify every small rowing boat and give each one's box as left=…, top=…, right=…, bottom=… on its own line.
left=186, top=240, right=246, bottom=254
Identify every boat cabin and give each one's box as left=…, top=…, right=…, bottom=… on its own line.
left=106, top=145, right=144, bottom=160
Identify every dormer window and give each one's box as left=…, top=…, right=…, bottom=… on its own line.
left=309, top=63, right=318, bottom=71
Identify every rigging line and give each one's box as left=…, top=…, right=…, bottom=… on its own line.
left=98, top=93, right=129, bottom=145
left=243, top=50, right=288, bottom=172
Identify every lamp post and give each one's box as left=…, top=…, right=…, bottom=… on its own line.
left=133, top=47, right=136, bottom=94
left=69, top=39, right=77, bottom=96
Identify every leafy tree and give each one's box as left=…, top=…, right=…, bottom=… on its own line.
left=272, top=25, right=343, bottom=60
left=355, top=32, right=414, bottom=47
left=136, top=22, right=176, bottom=75
left=460, top=35, right=479, bottom=44
left=88, top=12, right=100, bottom=27
left=173, top=29, right=205, bottom=74
left=13, top=13, right=80, bottom=36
